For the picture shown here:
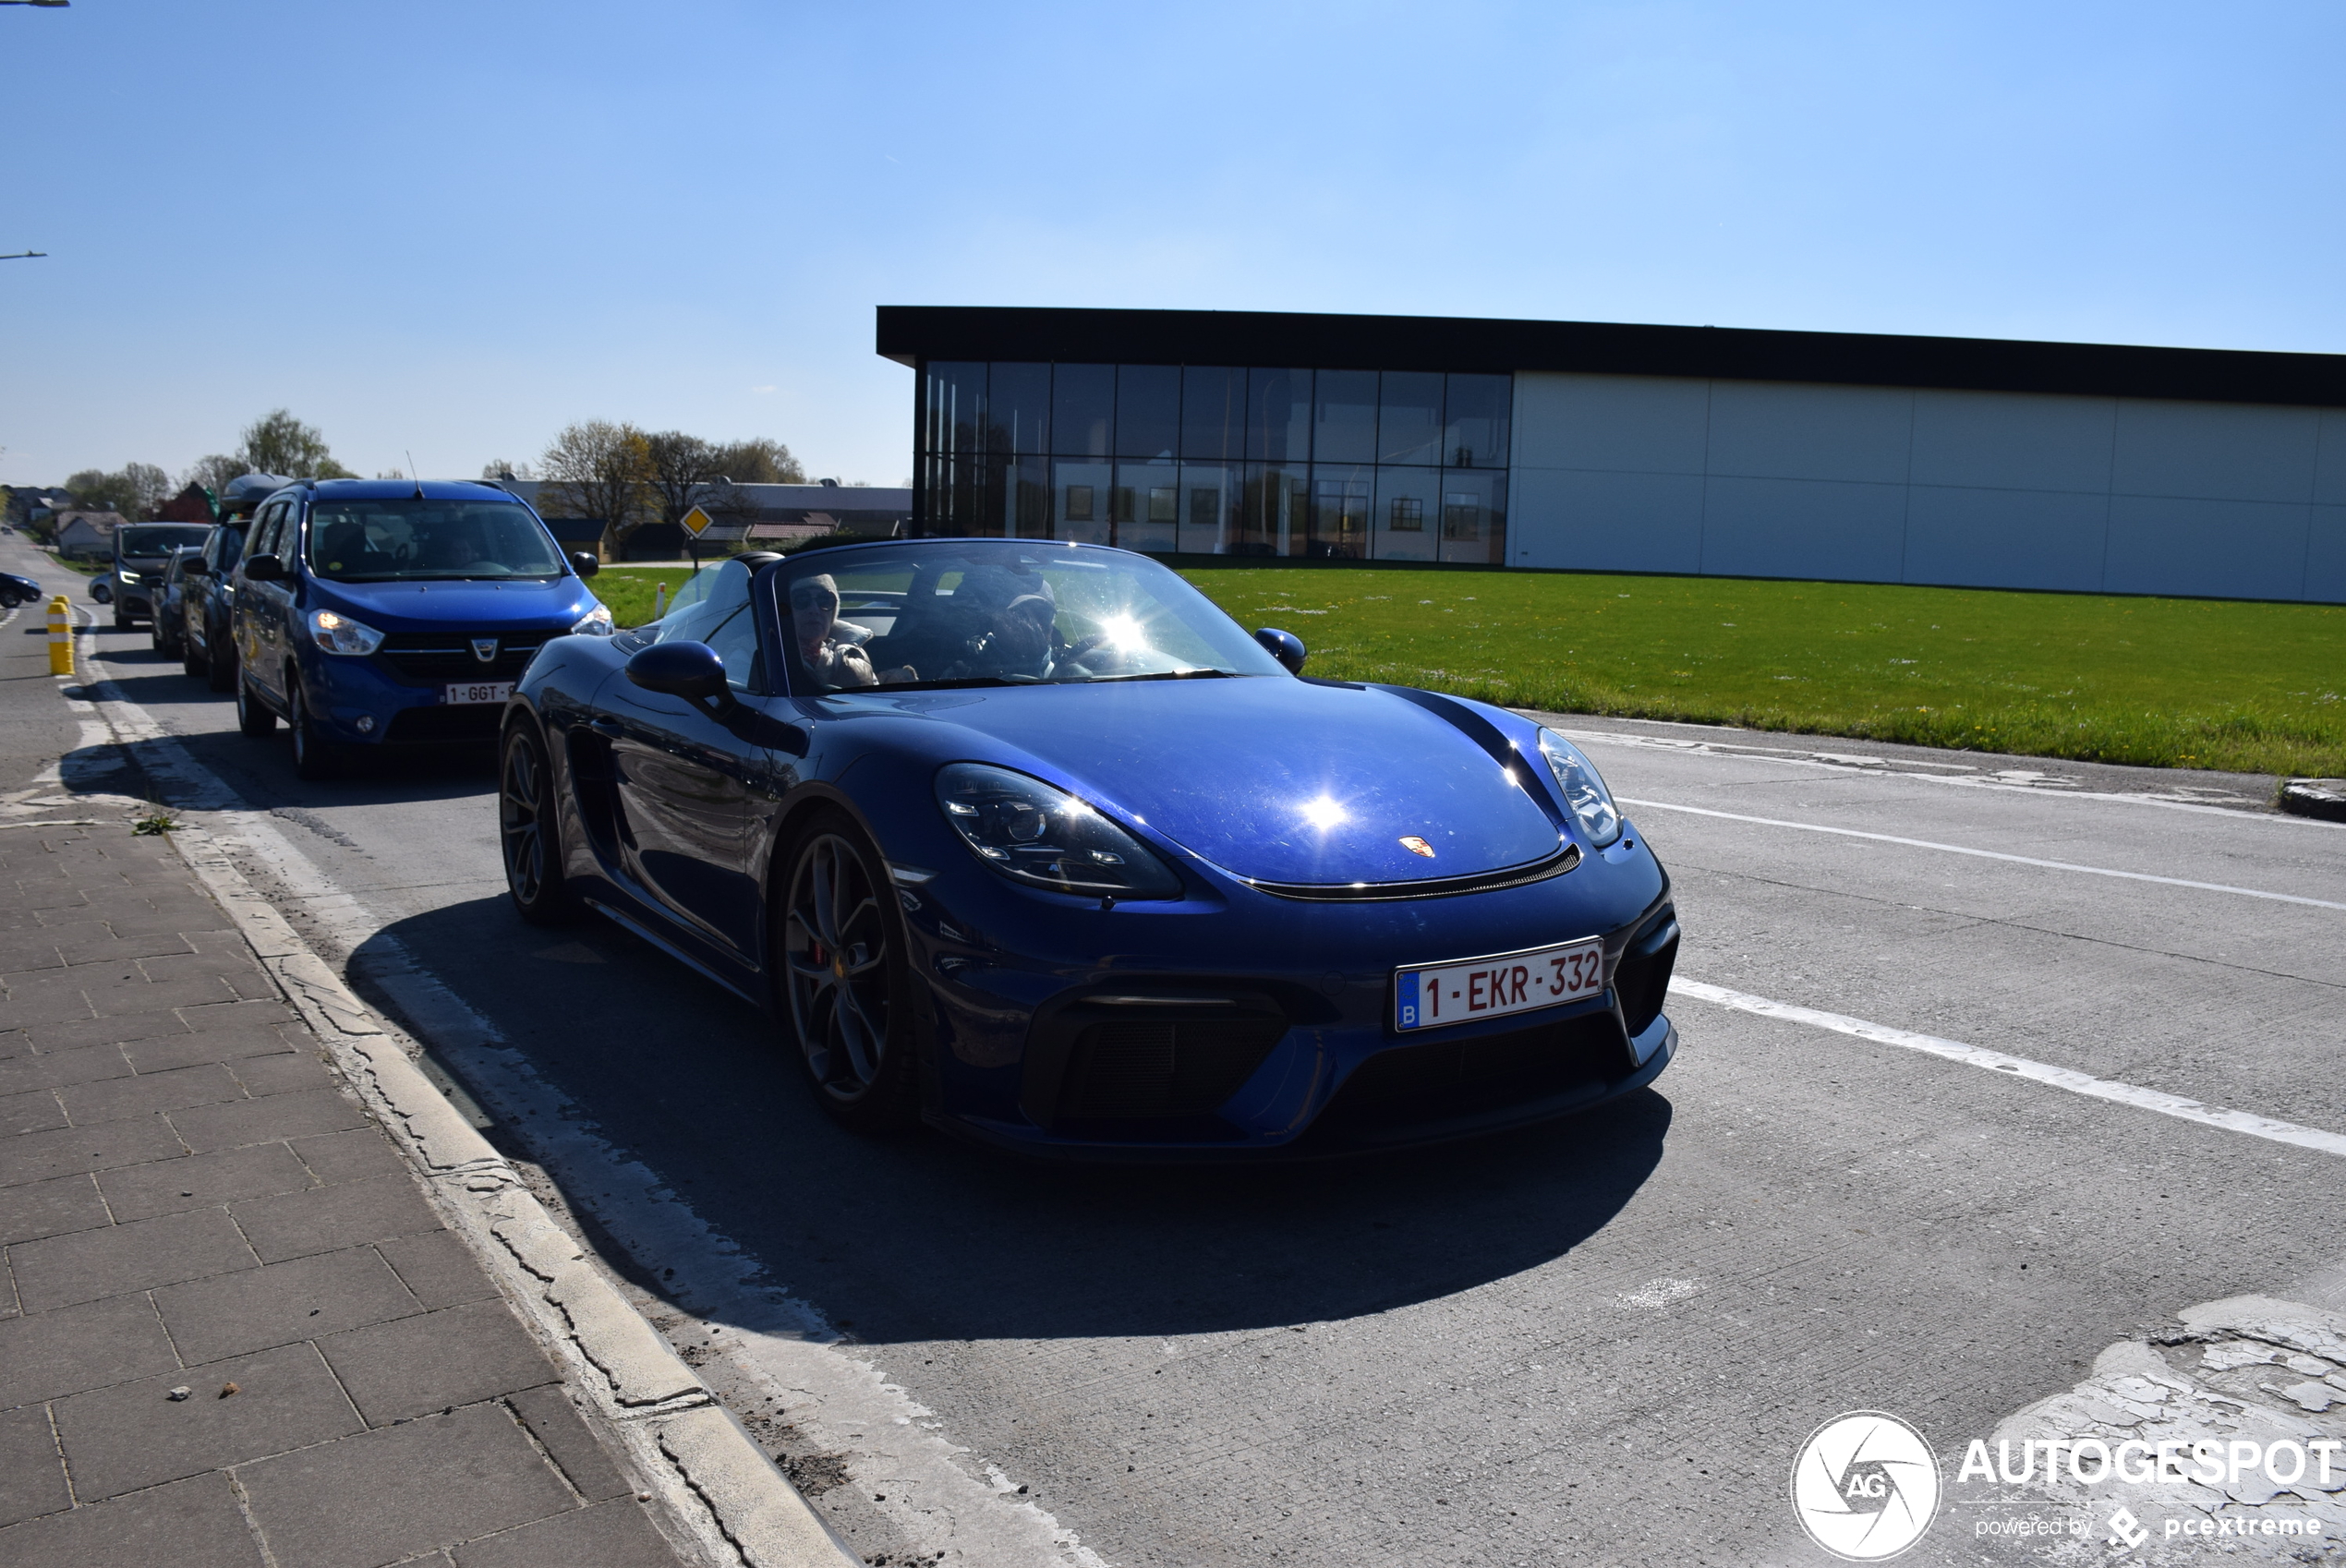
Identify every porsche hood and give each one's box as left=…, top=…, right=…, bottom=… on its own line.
left=908, top=677, right=1566, bottom=887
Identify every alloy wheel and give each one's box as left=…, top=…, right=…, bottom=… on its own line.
left=501, top=731, right=546, bottom=905
left=782, top=832, right=894, bottom=1097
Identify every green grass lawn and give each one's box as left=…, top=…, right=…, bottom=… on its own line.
left=1178, top=568, right=2346, bottom=778
left=592, top=565, right=705, bottom=628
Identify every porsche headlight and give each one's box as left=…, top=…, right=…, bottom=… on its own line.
left=1536, top=729, right=1623, bottom=849
left=936, top=763, right=1181, bottom=899
left=308, top=608, right=385, bottom=657
left=570, top=602, right=613, bottom=636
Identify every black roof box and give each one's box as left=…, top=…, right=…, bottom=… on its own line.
left=217, top=473, right=295, bottom=516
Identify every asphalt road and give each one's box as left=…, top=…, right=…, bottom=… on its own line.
left=25, top=533, right=2346, bottom=1567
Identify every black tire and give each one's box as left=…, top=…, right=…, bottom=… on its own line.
left=287, top=680, right=344, bottom=781
left=182, top=632, right=206, bottom=678
left=236, top=669, right=277, bottom=737
left=499, top=722, right=577, bottom=925
left=206, top=635, right=236, bottom=693
left=113, top=605, right=133, bottom=631
left=777, top=811, right=919, bottom=1131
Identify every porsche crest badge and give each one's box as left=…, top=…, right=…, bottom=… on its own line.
left=1399, top=836, right=1436, bottom=858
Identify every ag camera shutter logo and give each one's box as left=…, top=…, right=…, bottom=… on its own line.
left=1790, top=1411, right=1941, bottom=1560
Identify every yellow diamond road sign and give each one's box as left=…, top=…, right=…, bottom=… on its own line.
left=680, top=504, right=715, bottom=537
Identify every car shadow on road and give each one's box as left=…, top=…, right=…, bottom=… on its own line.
left=369, top=893, right=1674, bottom=1345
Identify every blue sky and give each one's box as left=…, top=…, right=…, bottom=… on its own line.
left=3, top=1, right=2340, bottom=488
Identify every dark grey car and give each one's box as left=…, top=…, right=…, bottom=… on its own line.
left=109, top=523, right=213, bottom=629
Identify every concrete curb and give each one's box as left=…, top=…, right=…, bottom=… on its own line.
left=163, top=814, right=859, bottom=1568
left=2279, top=778, right=2346, bottom=824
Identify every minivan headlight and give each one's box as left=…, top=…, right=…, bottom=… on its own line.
left=936, top=763, right=1182, bottom=899
left=570, top=603, right=613, bottom=636
left=308, top=609, right=385, bottom=657
left=1536, top=729, right=1623, bottom=849
left=115, top=569, right=141, bottom=585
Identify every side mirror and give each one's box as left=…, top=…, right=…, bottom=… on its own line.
left=242, top=554, right=285, bottom=583
left=626, top=641, right=731, bottom=706
left=1253, top=626, right=1307, bottom=675
left=181, top=556, right=209, bottom=577
left=569, top=552, right=600, bottom=579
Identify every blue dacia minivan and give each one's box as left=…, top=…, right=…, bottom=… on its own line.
left=230, top=478, right=611, bottom=778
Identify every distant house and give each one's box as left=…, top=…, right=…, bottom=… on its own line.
left=506, top=480, right=911, bottom=561
left=53, top=511, right=127, bottom=560
left=3, top=486, right=76, bottom=530
left=154, top=484, right=215, bottom=524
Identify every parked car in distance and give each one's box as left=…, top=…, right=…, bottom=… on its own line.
left=177, top=474, right=286, bottom=691
left=231, top=478, right=610, bottom=779
left=150, top=548, right=202, bottom=658
left=0, top=571, right=43, bottom=609
left=109, top=522, right=215, bottom=630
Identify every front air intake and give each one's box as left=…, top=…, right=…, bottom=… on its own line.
left=1063, top=1017, right=1288, bottom=1119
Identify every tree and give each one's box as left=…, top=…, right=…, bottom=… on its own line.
left=182, top=454, right=250, bottom=497
left=642, top=431, right=726, bottom=530
left=238, top=409, right=357, bottom=479
left=479, top=459, right=537, bottom=481
left=710, top=437, right=804, bottom=486
left=64, top=463, right=172, bottom=517
left=537, top=420, right=653, bottom=560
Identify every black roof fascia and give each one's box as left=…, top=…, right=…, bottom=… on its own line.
left=876, top=306, right=2346, bottom=409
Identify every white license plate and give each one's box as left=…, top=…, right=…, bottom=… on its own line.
left=442, top=681, right=514, bottom=706
left=1394, top=936, right=1606, bottom=1031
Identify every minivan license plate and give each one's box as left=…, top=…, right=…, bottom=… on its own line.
left=443, top=681, right=514, bottom=706
left=1394, top=936, right=1606, bottom=1031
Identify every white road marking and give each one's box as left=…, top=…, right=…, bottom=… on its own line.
left=65, top=644, right=1108, bottom=1568
left=1620, top=796, right=2346, bottom=911
left=1563, top=724, right=2346, bottom=827
left=1668, top=977, right=2346, bottom=1159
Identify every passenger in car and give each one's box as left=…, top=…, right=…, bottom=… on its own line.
left=791, top=573, right=913, bottom=689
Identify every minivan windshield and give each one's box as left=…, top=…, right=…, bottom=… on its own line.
left=117, top=525, right=212, bottom=558
left=305, top=499, right=566, bottom=582
left=773, top=540, right=1289, bottom=694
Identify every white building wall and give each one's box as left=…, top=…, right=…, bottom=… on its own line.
left=1509, top=371, right=2346, bottom=603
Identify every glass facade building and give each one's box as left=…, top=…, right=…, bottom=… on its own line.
left=917, top=362, right=1511, bottom=562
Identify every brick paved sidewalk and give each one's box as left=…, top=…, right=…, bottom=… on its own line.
left=0, top=812, right=686, bottom=1567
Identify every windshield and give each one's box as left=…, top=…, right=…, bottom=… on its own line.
left=118, top=525, right=212, bottom=558
left=305, top=499, right=565, bottom=582
left=776, top=541, right=1288, bottom=694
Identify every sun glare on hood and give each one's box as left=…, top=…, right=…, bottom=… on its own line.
left=1300, top=796, right=1348, bottom=830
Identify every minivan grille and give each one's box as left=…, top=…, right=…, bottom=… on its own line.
left=376, top=632, right=552, bottom=682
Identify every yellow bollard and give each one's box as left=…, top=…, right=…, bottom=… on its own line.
left=46, top=596, right=72, bottom=677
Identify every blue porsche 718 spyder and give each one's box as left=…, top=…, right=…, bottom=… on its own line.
left=501, top=538, right=1679, bottom=1158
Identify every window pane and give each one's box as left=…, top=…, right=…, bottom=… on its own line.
left=1051, top=364, right=1114, bottom=457
left=1312, top=370, right=1378, bottom=464
left=1180, top=367, right=1243, bottom=461
left=1439, top=471, right=1507, bottom=564
left=1246, top=368, right=1312, bottom=463
left=1373, top=465, right=1440, bottom=561
left=1053, top=458, right=1112, bottom=545
left=1235, top=464, right=1305, bottom=556
left=986, top=363, right=1050, bottom=454
left=1115, top=460, right=1179, bottom=553
left=1179, top=463, right=1237, bottom=554
left=1005, top=455, right=1050, bottom=538
left=924, top=362, right=986, bottom=455
left=1444, top=373, right=1512, bottom=468
left=1378, top=371, right=1445, bottom=464
left=1115, top=365, right=1180, bottom=459
left=1308, top=464, right=1372, bottom=559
